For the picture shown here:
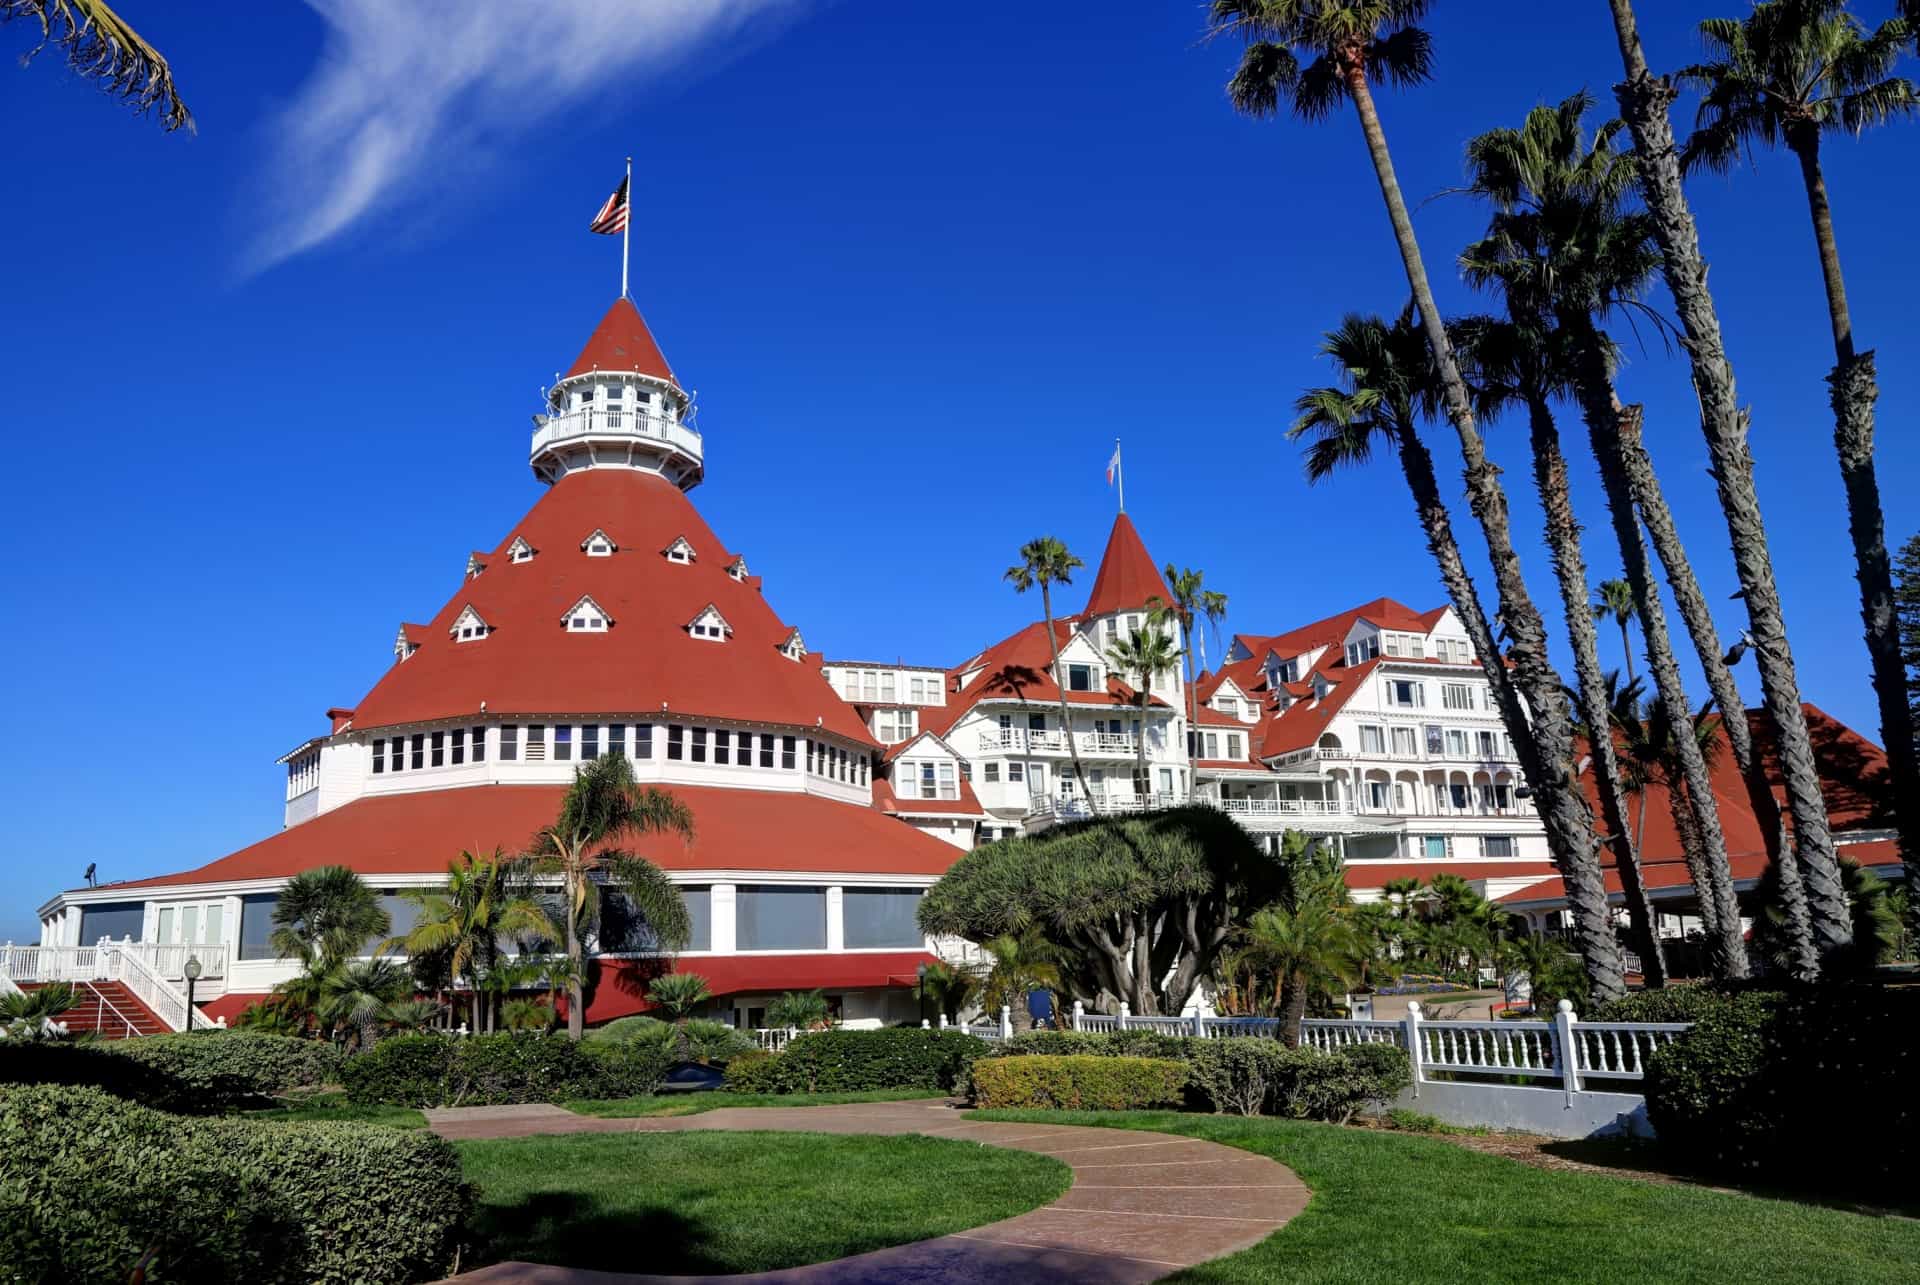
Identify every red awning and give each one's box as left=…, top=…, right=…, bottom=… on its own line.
left=581, top=952, right=938, bottom=1023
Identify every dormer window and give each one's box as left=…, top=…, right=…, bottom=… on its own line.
left=563, top=595, right=612, bottom=632
left=1066, top=663, right=1097, bottom=693
left=687, top=605, right=731, bottom=641
left=780, top=629, right=806, bottom=661
left=508, top=537, right=535, bottom=564
left=450, top=605, right=490, bottom=642
left=727, top=556, right=749, bottom=582
left=393, top=624, right=422, bottom=662
left=1345, top=633, right=1380, bottom=666
left=581, top=529, right=616, bottom=557
left=466, top=553, right=488, bottom=579
left=663, top=536, right=696, bottom=564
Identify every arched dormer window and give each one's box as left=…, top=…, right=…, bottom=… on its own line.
left=450, top=605, right=489, bottom=642
left=507, top=536, right=535, bottom=564
left=563, top=595, right=612, bottom=632
left=687, top=604, right=731, bottom=641
left=727, top=556, right=749, bottom=582
left=663, top=536, right=696, bottom=564
left=581, top=529, right=616, bottom=557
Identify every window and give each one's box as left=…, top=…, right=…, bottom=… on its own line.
left=1126, top=614, right=1142, bottom=636
left=1496, top=782, right=1513, bottom=811
left=1424, top=835, right=1448, bottom=860
left=781, top=736, right=796, bottom=769
left=668, top=726, right=684, bottom=760
left=1359, top=725, right=1385, bottom=754
left=909, top=676, right=926, bottom=701
left=1391, top=726, right=1418, bottom=757
left=759, top=736, right=775, bottom=768
left=609, top=724, right=625, bottom=758
left=1483, top=835, right=1516, bottom=859
left=1407, top=636, right=1425, bottom=659
left=862, top=670, right=878, bottom=699
left=714, top=730, right=730, bottom=765
left=1226, top=733, right=1243, bottom=758
left=937, top=761, right=957, bottom=800
left=582, top=725, right=600, bottom=759
left=637, top=724, right=653, bottom=759
left=1384, top=633, right=1403, bottom=657
left=451, top=728, right=466, bottom=765
left=1346, top=634, right=1381, bottom=666
left=880, top=672, right=896, bottom=700
left=583, top=529, right=615, bottom=557
left=843, top=889, right=924, bottom=948
left=1008, top=762, right=1025, bottom=783
left=431, top=731, right=444, bottom=767
left=472, top=725, right=486, bottom=762
left=690, top=614, right=726, bottom=640
left=238, top=894, right=280, bottom=960
left=1442, top=683, right=1473, bottom=710
left=691, top=727, right=708, bottom=763
left=984, top=762, right=1000, bottom=783
left=501, top=726, right=518, bottom=761
left=411, top=734, right=425, bottom=770
left=453, top=606, right=488, bottom=641
left=508, top=537, right=534, bottom=564
left=1387, top=680, right=1424, bottom=708
left=526, top=724, right=546, bottom=761
left=555, top=726, right=573, bottom=762
left=664, top=537, right=695, bottom=564
left=1366, top=781, right=1390, bottom=808
left=735, top=885, right=827, bottom=950
left=373, top=739, right=386, bottom=774
left=727, top=558, right=748, bottom=582
left=1067, top=663, right=1095, bottom=692
left=841, top=673, right=860, bottom=699
left=1477, top=730, right=1499, bottom=758
left=1477, top=783, right=1497, bottom=812
left=1445, top=729, right=1469, bottom=758
left=1204, top=733, right=1220, bottom=758
left=1449, top=783, right=1470, bottom=811
left=1425, top=725, right=1444, bottom=755
left=1274, top=658, right=1299, bottom=684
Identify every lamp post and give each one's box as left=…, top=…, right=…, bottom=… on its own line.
left=183, top=954, right=202, bottom=1032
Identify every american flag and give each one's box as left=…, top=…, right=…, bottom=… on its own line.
left=589, top=175, right=629, bottom=235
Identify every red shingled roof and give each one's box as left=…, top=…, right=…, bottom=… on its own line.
left=105, top=783, right=965, bottom=890
left=1082, top=514, right=1171, bottom=618
left=349, top=469, right=872, bottom=744
left=873, top=777, right=989, bottom=818
left=565, top=297, right=676, bottom=383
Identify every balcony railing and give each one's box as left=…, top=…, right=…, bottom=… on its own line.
left=1207, top=797, right=1347, bottom=817
left=1026, top=791, right=1183, bottom=822
left=977, top=728, right=1143, bottom=758
left=530, top=408, right=703, bottom=460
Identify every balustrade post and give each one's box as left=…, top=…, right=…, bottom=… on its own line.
left=1192, top=1008, right=1206, bottom=1038
left=1070, top=999, right=1084, bottom=1032
left=998, top=1005, right=1012, bottom=1040
left=1118, top=1002, right=1131, bottom=1031
left=1404, top=1001, right=1425, bottom=1099
left=937, top=1012, right=948, bottom=1030
left=921, top=1019, right=930, bottom=1029
left=1554, top=1000, right=1582, bottom=1104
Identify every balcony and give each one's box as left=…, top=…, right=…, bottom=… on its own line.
left=977, top=728, right=1143, bottom=758
left=1209, top=797, right=1348, bottom=819
left=1026, top=791, right=1183, bottom=824
left=529, top=407, right=703, bottom=468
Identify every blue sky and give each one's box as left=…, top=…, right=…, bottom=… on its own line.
left=3, top=2, right=1916, bottom=939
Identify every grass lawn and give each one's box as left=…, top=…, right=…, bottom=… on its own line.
left=565, top=1088, right=947, bottom=1118
left=976, top=1110, right=1920, bottom=1284
left=456, top=1130, right=1068, bottom=1274
left=242, top=1091, right=427, bottom=1129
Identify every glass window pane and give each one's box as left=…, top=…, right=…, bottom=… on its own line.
left=238, top=894, right=279, bottom=960
left=203, top=904, right=225, bottom=945
left=842, top=889, right=923, bottom=948
left=735, top=885, right=826, bottom=950
left=79, top=901, right=145, bottom=943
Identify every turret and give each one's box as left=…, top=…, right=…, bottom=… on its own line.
left=530, top=298, right=704, bottom=489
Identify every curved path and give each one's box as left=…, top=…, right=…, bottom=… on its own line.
left=433, top=1098, right=1308, bottom=1284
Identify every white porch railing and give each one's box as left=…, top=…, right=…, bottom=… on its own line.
left=529, top=408, right=702, bottom=460
left=1206, top=797, right=1348, bottom=818
left=1026, top=792, right=1183, bottom=824
left=977, top=728, right=1145, bottom=758
left=755, top=1027, right=799, bottom=1052
left=2, top=939, right=221, bottom=1033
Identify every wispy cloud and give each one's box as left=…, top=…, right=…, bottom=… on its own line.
left=245, top=0, right=808, bottom=272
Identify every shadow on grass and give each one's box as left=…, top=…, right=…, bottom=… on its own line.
left=1538, top=1137, right=1920, bottom=1219
left=468, top=1191, right=717, bottom=1274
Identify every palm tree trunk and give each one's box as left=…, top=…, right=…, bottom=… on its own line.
left=1605, top=0, right=1852, bottom=958
left=1667, top=774, right=1722, bottom=953
left=1135, top=693, right=1151, bottom=800
left=1617, top=412, right=1818, bottom=979
left=1279, top=970, right=1308, bottom=1047
left=1791, top=135, right=1920, bottom=896
left=565, top=873, right=585, bottom=1040
left=1562, top=335, right=1747, bottom=978
left=1041, top=581, right=1096, bottom=816
left=1342, top=61, right=1621, bottom=1002
left=1184, top=624, right=1201, bottom=801
left=1524, top=394, right=1665, bottom=986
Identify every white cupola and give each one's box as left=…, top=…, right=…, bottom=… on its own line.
left=530, top=297, right=704, bottom=491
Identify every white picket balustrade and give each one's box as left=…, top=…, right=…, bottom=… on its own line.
left=1568, top=1021, right=1690, bottom=1080
left=1298, top=1019, right=1403, bottom=1051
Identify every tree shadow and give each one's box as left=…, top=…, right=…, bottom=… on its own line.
left=467, top=1189, right=721, bottom=1274
left=1537, top=1136, right=1920, bottom=1219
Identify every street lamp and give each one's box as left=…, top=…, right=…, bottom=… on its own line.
left=183, top=955, right=202, bottom=1032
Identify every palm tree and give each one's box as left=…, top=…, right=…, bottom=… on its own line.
left=647, top=971, right=713, bottom=1059
left=1155, top=566, right=1229, bottom=775
left=271, top=865, right=390, bottom=971
left=1290, top=309, right=1624, bottom=1000
left=0, top=982, right=78, bottom=1041
left=1591, top=579, right=1638, bottom=689
left=1242, top=898, right=1363, bottom=1045
left=766, top=988, right=831, bottom=1032
left=1680, top=0, right=1920, bottom=900
left=1005, top=536, right=1097, bottom=815
left=1209, top=0, right=1618, bottom=1001
left=914, top=958, right=978, bottom=1024
left=1460, top=92, right=1747, bottom=980
left=3, top=0, right=192, bottom=130
left=979, top=932, right=1063, bottom=1034
left=1603, top=0, right=1853, bottom=963
left=319, top=958, right=413, bottom=1053
left=529, top=753, right=695, bottom=1040
left=394, top=850, right=552, bottom=1034
left=1453, top=315, right=1664, bottom=988
left=1104, top=626, right=1182, bottom=803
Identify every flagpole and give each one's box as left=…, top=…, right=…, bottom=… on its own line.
left=621, top=156, right=632, bottom=300
left=1115, top=438, right=1125, bottom=514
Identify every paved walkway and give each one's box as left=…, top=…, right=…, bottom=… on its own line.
left=432, top=1098, right=1308, bottom=1284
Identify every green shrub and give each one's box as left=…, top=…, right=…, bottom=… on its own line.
left=586, top=1015, right=669, bottom=1042
left=343, top=1032, right=672, bottom=1106
left=1586, top=984, right=1783, bottom=1024
left=988, top=1029, right=1193, bottom=1060
left=719, top=1029, right=988, bottom=1094
left=590, top=1016, right=754, bottom=1065
left=970, top=1055, right=1188, bottom=1110
left=0, top=1040, right=199, bottom=1111
left=1641, top=987, right=1917, bottom=1183
left=0, top=1083, right=466, bottom=1283
left=114, top=1030, right=340, bottom=1104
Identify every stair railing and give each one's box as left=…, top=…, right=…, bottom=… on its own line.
left=82, top=981, right=143, bottom=1040
left=100, top=941, right=192, bottom=1031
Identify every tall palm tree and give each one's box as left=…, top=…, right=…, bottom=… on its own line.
left=914, top=958, right=978, bottom=1024
left=1680, top=0, right=1920, bottom=898
left=1208, top=0, right=1617, bottom=1001
left=270, top=865, right=390, bottom=974
left=1290, top=309, right=1625, bottom=1000
left=1105, top=626, right=1182, bottom=803
left=1591, top=579, right=1638, bottom=689
left=3, top=0, right=192, bottom=130
left=529, top=753, right=695, bottom=1040
left=319, top=958, right=413, bottom=1053
left=1453, top=315, right=1664, bottom=988
left=1005, top=536, right=1097, bottom=815
left=1603, top=0, right=1853, bottom=962
left=980, top=932, right=1063, bottom=1034
left=1242, top=897, right=1363, bottom=1045
left=1155, top=567, right=1229, bottom=775
left=1460, top=92, right=1747, bottom=979
left=394, top=851, right=552, bottom=1034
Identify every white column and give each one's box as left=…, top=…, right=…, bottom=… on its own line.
left=1554, top=999, right=1583, bottom=1104
left=709, top=884, right=737, bottom=954
left=1404, top=1000, right=1426, bottom=1099
left=825, top=886, right=844, bottom=952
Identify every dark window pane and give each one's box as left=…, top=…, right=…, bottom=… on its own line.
left=372, top=739, right=385, bottom=774
left=842, top=889, right=924, bottom=948
left=736, top=885, right=826, bottom=950
left=473, top=726, right=486, bottom=761
left=431, top=731, right=444, bottom=767
left=668, top=726, right=684, bottom=760
left=500, top=726, right=518, bottom=761
left=238, top=894, right=280, bottom=960
left=411, top=734, right=424, bottom=770
left=79, top=901, right=145, bottom=944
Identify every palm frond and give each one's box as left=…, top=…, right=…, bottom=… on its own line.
left=4, top=0, right=192, bottom=131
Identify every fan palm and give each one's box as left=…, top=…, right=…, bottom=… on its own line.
left=394, top=850, right=551, bottom=1033
left=1104, top=626, right=1182, bottom=801
left=1460, top=91, right=1752, bottom=980
left=1242, top=897, right=1363, bottom=1045
left=1591, top=579, right=1638, bottom=688
left=979, top=932, right=1063, bottom=1034
left=647, top=971, right=712, bottom=1021
left=1, top=982, right=78, bottom=1041
left=3, top=0, right=191, bottom=130
left=1290, top=308, right=1623, bottom=1000
left=765, top=989, right=831, bottom=1032
left=1208, top=0, right=1617, bottom=1000
left=1154, top=567, right=1229, bottom=774
left=1680, top=0, right=1920, bottom=896
left=529, top=753, right=695, bottom=1040
left=319, top=958, right=412, bottom=1052
left=1006, top=537, right=1096, bottom=814
left=269, top=866, right=390, bottom=1022
left=1454, top=314, right=1663, bottom=987
left=1603, top=0, right=1851, bottom=969
left=914, top=958, right=978, bottom=1024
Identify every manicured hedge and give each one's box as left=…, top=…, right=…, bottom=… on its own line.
left=1585, top=984, right=1781, bottom=1024
left=342, top=1032, right=672, bottom=1106
left=1641, top=986, right=1917, bottom=1183
left=970, top=1055, right=1189, bottom=1110
left=721, top=1029, right=988, bottom=1094
left=0, top=1031, right=338, bottom=1112
left=0, top=1083, right=467, bottom=1283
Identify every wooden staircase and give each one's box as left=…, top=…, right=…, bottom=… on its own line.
left=20, top=980, right=169, bottom=1040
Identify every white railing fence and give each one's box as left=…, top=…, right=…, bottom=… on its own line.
left=1, top=939, right=223, bottom=1033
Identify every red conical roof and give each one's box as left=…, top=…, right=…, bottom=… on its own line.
left=566, top=297, right=676, bottom=383
left=1082, top=512, right=1171, bottom=617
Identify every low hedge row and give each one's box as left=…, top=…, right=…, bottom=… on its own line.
left=0, top=1031, right=339, bottom=1112
left=721, top=1029, right=988, bottom=1094
left=342, top=1032, right=672, bottom=1106
left=0, top=1083, right=467, bottom=1283
left=971, top=1055, right=1188, bottom=1110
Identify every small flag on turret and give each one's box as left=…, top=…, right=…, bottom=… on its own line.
left=1106, top=443, right=1121, bottom=486
left=589, top=175, right=630, bottom=234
